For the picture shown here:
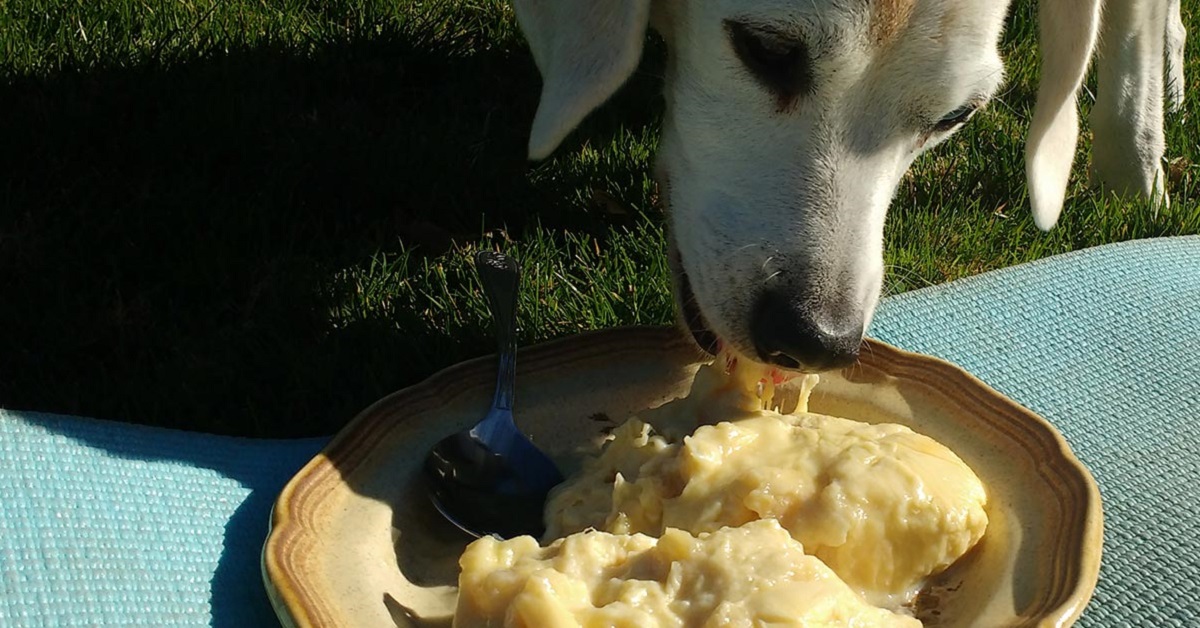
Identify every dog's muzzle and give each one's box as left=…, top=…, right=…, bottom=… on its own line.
left=669, top=239, right=863, bottom=371
left=668, top=241, right=719, bottom=356
left=749, top=288, right=862, bottom=372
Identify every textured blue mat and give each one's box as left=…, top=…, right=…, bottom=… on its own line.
left=1, top=236, right=1197, bottom=626
left=871, top=236, right=1200, bottom=627
left=0, top=415, right=326, bottom=626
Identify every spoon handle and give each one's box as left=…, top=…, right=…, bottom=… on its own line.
left=476, top=251, right=519, bottom=411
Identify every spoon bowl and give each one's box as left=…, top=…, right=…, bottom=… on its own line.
left=422, top=251, right=564, bottom=539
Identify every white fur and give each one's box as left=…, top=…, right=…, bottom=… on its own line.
left=1027, top=0, right=1102, bottom=231
left=1090, top=0, right=1170, bottom=209
left=1166, top=0, right=1187, bottom=113
left=511, top=0, right=652, bottom=159
left=510, top=0, right=1185, bottom=364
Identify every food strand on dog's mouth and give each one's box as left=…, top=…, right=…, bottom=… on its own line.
left=451, top=351, right=988, bottom=626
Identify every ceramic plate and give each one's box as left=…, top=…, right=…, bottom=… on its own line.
left=262, top=326, right=1102, bottom=627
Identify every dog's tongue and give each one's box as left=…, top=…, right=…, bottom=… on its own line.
left=721, top=348, right=797, bottom=387
left=768, top=369, right=793, bottom=385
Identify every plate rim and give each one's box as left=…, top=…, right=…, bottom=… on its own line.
left=261, top=324, right=1103, bottom=628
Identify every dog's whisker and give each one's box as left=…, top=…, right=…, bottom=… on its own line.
left=860, top=339, right=875, bottom=364
left=842, top=340, right=872, bottom=382
left=846, top=359, right=865, bottom=382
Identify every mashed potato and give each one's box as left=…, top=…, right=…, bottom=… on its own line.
left=453, top=356, right=988, bottom=626
left=544, top=413, right=988, bottom=606
left=455, top=520, right=920, bottom=628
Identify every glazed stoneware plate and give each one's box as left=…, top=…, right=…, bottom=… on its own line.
left=262, top=326, right=1103, bottom=628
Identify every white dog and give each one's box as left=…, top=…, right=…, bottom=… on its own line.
left=511, top=0, right=1186, bottom=371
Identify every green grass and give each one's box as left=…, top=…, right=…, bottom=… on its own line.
left=1, top=1, right=1197, bottom=436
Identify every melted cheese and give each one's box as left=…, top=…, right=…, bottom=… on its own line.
left=454, top=520, right=921, bottom=628
left=453, top=356, right=988, bottom=626
left=544, top=412, right=988, bottom=606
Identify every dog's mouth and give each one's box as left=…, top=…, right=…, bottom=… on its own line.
left=668, top=240, right=720, bottom=356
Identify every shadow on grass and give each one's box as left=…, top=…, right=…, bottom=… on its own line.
left=0, top=33, right=665, bottom=437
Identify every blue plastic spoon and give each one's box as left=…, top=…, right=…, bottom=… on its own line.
left=422, top=251, right=564, bottom=539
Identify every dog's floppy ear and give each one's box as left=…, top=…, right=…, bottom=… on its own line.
left=512, top=0, right=652, bottom=160
left=1024, top=0, right=1102, bottom=231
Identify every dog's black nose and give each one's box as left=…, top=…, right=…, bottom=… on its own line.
left=750, top=289, right=862, bottom=371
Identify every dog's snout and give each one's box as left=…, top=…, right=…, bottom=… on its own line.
left=750, top=290, right=863, bottom=372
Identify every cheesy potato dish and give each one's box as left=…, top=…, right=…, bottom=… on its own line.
left=454, top=356, right=988, bottom=626
left=455, top=520, right=920, bottom=628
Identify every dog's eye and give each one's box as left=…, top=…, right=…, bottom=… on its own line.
left=725, top=21, right=813, bottom=106
left=932, top=103, right=979, bottom=133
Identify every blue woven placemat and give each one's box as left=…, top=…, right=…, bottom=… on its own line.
left=0, top=414, right=326, bottom=626
left=1, top=235, right=1197, bottom=626
left=871, top=236, right=1200, bottom=627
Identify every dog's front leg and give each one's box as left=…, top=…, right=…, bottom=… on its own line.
left=1090, top=0, right=1168, bottom=205
left=1166, top=0, right=1187, bottom=112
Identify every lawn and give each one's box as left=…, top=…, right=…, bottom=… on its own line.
left=2, top=0, right=1197, bottom=437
